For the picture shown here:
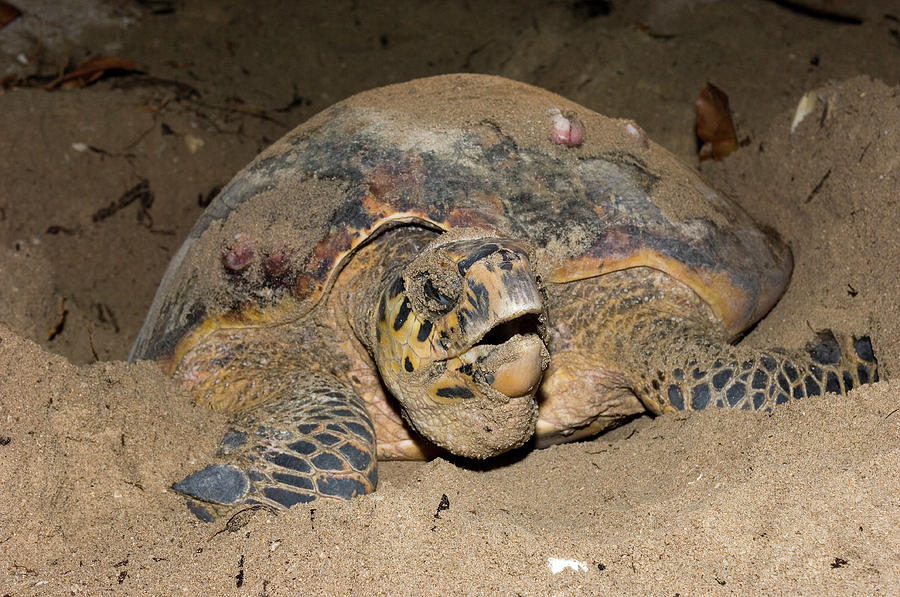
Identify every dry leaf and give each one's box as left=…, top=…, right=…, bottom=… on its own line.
left=695, top=83, right=739, bottom=161
left=45, top=56, right=143, bottom=90
left=0, top=1, right=21, bottom=29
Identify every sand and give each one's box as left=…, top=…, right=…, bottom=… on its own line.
left=0, top=1, right=898, bottom=594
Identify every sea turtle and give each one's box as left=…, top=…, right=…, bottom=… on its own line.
left=130, top=74, right=878, bottom=520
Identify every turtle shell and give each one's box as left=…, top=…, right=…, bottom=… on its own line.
left=130, top=74, right=792, bottom=364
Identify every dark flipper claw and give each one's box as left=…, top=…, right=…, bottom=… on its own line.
left=173, top=464, right=250, bottom=506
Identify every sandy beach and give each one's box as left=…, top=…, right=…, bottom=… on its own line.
left=0, top=1, right=898, bottom=594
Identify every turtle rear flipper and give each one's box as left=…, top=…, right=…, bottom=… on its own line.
left=174, top=373, right=377, bottom=521
left=638, top=331, right=878, bottom=414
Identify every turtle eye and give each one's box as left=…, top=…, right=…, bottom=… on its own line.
left=421, top=276, right=459, bottom=315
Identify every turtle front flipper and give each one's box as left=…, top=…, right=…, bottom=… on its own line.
left=637, top=331, right=879, bottom=414
left=173, top=373, right=377, bottom=521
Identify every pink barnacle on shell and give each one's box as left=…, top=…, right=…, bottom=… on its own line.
left=548, top=108, right=584, bottom=147
left=223, top=234, right=255, bottom=272
left=263, top=246, right=296, bottom=286
left=624, top=121, right=649, bottom=149
left=264, top=249, right=291, bottom=278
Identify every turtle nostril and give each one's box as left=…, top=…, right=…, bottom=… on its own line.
left=476, top=313, right=542, bottom=347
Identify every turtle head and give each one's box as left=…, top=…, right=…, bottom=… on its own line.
left=373, top=234, right=549, bottom=459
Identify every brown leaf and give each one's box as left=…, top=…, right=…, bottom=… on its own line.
left=0, top=1, right=21, bottom=29
left=695, top=83, right=739, bottom=161
left=45, top=56, right=144, bottom=90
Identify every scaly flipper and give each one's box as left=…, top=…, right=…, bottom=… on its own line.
left=636, top=331, right=878, bottom=414
left=173, top=373, right=377, bottom=521
left=542, top=268, right=880, bottom=432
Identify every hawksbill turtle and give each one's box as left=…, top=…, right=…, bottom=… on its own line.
left=129, top=74, right=878, bottom=520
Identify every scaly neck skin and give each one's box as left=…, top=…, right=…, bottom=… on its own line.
left=535, top=267, right=723, bottom=442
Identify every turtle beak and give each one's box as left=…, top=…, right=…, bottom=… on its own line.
left=485, top=334, right=546, bottom=397
left=428, top=240, right=549, bottom=402
left=442, top=331, right=547, bottom=399
left=438, top=241, right=546, bottom=359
